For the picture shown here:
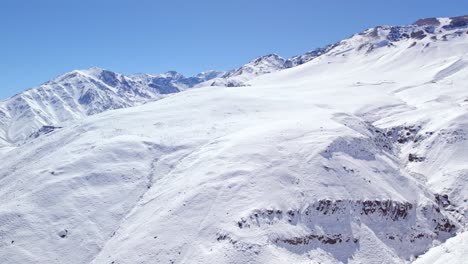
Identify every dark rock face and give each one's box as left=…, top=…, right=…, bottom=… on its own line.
left=387, top=27, right=409, bottom=42
left=443, top=15, right=468, bottom=30
left=414, top=17, right=441, bottom=26
left=234, top=199, right=457, bottom=255
left=414, top=15, right=468, bottom=30
left=99, top=70, right=120, bottom=87
left=425, top=26, right=436, bottom=34
left=29, top=126, right=63, bottom=139
left=435, top=194, right=451, bottom=208
left=216, top=233, right=261, bottom=253
left=385, top=125, right=423, bottom=144
left=408, top=153, right=425, bottom=162
left=435, top=221, right=456, bottom=233
left=360, top=200, right=413, bottom=220
left=275, top=233, right=358, bottom=246
left=411, top=30, right=427, bottom=40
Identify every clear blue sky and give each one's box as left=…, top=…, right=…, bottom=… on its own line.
left=1, top=0, right=467, bottom=99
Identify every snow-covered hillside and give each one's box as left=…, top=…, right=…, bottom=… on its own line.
left=412, top=231, right=468, bottom=264
left=0, top=15, right=467, bottom=264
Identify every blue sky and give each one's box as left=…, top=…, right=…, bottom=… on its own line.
left=1, top=0, right=467, bottom=99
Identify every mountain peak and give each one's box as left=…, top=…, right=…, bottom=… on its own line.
left=195, top=70, right=226, bottom=80
left=78, top=66, right=109, bottom=76
left=156, top=70, right=184, bottom=80
left=414, top=15, right=468, bottom=28
left=261, top=53, right=282, bottom=58
left=413, top=17, right=442, bottom=26
left=252, top=53, right=285, bottom=64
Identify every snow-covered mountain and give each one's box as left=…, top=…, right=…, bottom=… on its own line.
left=202, top=54, right=287, bottom=87
left=1, top=15, right=468, bottom=264
left=130, top=70, right=227, bottom=93
left=0, top=68, right=152, bottom=144
left=0, top=29, right=350, bottom=145
left=0, top=46, right=333, bottom=145
left=0, top=68, right=227, bottom=145
left=200, top=47, right=335, bottom=87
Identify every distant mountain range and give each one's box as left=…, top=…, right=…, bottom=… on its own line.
left=2, top=15, right=467, bottom=145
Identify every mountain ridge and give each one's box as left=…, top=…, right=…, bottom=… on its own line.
left=0, top=14, right=467, bottom=264
left=2, top=15, right=467, bottom=146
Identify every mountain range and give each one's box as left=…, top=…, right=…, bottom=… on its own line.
left=0, top=15, right=467, bottom=264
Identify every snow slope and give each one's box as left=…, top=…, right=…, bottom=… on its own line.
left=0, top=16, right=467, bottom=264
left=412, top=231, right=468, bottom=264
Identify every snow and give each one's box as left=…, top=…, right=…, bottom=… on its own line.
left=412, top=232, right=468, bottom=264
left=0, top=16, right=467, bottom=264
left=0, top=68, right=228, bottom=146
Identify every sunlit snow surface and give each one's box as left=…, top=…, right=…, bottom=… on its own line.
left=0, top=17, right=467, bottom=263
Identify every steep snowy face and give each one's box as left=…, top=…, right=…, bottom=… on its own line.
left=0, top=68, right=155, bottom=144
